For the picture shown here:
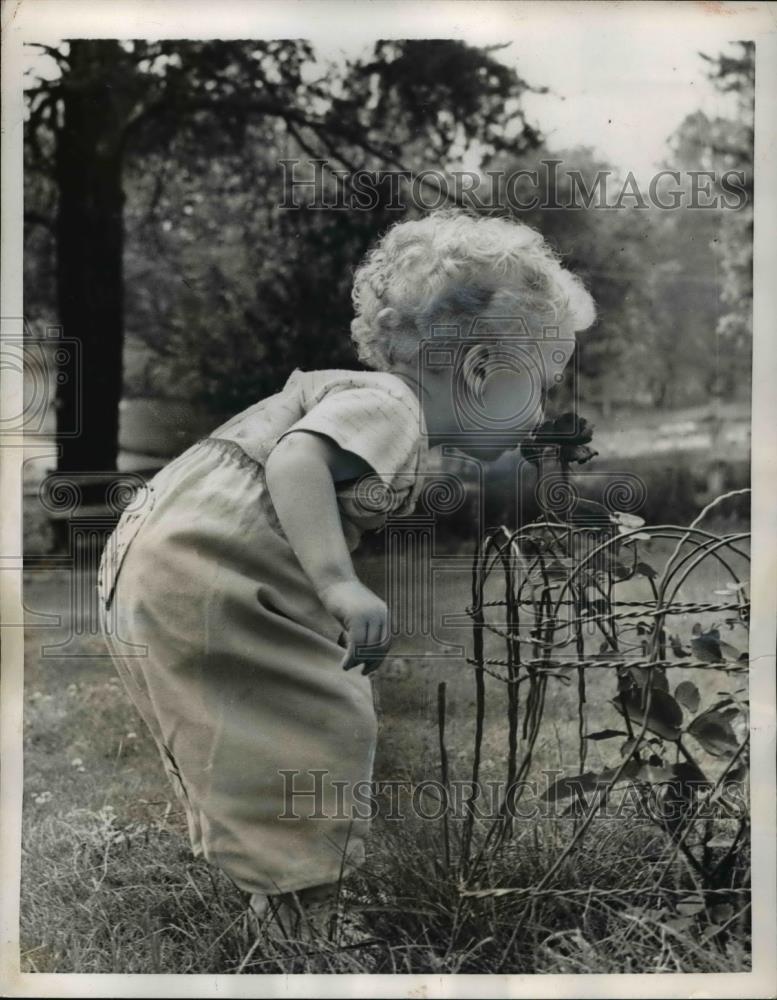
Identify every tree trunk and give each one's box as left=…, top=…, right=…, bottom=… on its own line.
left=55, top=41, right=126, bottom=473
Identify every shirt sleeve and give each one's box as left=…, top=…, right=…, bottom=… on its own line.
left=277, top=384, right=422, bottom=485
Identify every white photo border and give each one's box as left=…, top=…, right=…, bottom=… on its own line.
left=2, top=2, right=775, bottom=997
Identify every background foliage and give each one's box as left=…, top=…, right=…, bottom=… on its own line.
left=24, top=39, right=753, bottom=423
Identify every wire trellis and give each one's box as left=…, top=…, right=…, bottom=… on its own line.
left=438, top=489, right=751, bottom=943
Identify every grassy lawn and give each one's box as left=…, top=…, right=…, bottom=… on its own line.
left=19, top=525, right=751, bottom=974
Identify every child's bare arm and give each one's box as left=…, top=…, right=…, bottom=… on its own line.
left=264, top=432, right=390, bottom=674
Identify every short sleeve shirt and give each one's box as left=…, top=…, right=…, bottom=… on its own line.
left=209, top=369, right=429, bottom=545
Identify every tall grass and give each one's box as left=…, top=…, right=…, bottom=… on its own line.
left=20, top=795, right=750, bottom=974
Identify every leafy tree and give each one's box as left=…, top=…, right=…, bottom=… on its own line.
left=24, top=38, right=542, bottom=470
left=703, top=41, right=754, bottom=390
left=665, top=41, right=753, bottom=400
left=488, top=41, right=753, bottom=415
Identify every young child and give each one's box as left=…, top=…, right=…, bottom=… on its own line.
left=98, top=210, right=595, bottom=934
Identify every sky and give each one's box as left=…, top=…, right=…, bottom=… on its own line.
left=499, top=37, right=738, bottom=182
left=313, top=34, right=741, bottom=186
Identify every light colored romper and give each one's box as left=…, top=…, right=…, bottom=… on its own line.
left=98, top=369, right=428, bottom=895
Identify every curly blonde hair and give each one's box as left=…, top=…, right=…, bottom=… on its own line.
left=351, top=210, right=596, bottom=369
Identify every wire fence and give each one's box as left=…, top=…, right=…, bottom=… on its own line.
left=434, top=489, right=751, bottom=948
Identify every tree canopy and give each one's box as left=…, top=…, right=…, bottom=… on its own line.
left=23, top=38, right=754, bottom=469
left=25, top=38, right=543, bottom=468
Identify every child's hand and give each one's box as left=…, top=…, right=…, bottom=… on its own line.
left=319, top=579, right=390, bottom=676
left=266, top=432, right=391, bottom=675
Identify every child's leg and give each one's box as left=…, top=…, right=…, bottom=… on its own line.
left=100, top=461, right=378, bottom=898
left=101, top=602, right=205, bottom=857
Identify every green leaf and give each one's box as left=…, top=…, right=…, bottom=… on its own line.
left=584, top=729, right=629, bottom=741
left=613, top=687, right=684, bottom=741
left=542, top=771, right=601, bottom=802
left=720, top=706, right=742, bottom=723
left=629, top=665, right=669, bottom=693
left=620, top=736, right=662, bottom=757
left=669, top=634, right=691, bottom=658
left=673, top=759, right=710, bottom=787
left=618, top=738, right=671, bottom=765
left=636, top=561, right=658, bottom=579
left=674, top=680, right=700, bottom=714
left=690, top=633, right=724, bottom=663
left=636, top=761, right=676, bottom=783
left=688, top=710, right=740, bottom=757
left=542, top=761, right=641, bottom=802
left=718, top=639, right=745, bottom=662
left=726, top=760, right=749, bottom=783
